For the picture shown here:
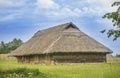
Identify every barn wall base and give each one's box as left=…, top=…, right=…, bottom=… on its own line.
left=16, top=53, right=107, bottom=64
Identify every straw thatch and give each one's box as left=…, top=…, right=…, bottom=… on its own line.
left=9, top=22, right=112, bottom=56
left=9, top=22, right=112, bottom=63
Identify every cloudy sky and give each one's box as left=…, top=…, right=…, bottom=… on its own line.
left=0, top=0, right=120, bottom=55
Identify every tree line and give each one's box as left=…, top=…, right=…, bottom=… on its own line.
left=0, top=38, right=23, bottom=54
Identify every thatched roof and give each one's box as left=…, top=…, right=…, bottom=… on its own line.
left=9, top=22, right=112, bottom=56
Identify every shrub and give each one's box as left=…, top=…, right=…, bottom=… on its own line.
left=0, top=68, right=43, bottom=78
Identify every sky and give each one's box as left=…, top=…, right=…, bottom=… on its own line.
left=0, top=0, right=120, bottom=55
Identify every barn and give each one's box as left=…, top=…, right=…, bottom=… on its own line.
left=9, top=22, right=112, bottom=64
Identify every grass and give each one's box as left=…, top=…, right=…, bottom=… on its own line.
left=0, top=68, right=42, bottom=78
left=0, top=54, right=120, bottom=78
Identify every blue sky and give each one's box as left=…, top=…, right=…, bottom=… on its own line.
left=0, top=0, right=120, bottom=55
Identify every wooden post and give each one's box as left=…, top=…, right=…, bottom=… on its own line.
left=34, top=55, right=39, bottom=64
left=45, top=54, right=51, bottom=64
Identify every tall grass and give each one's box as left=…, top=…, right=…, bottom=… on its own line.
left=0, top=68, right=42, bottom=78
left=0, top=54, right=16, bottom=61
left=0, top=54, right=120, bottom=78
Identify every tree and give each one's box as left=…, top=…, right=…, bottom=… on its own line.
left=8, top=38, right=23, bottom=51
left=102, top=2, right=120, bottom=41
left=0, top=41, right=8, bottom=53
left=116, top=54, right=120, bottom=57
left=0, top=38, right=23, bottom=54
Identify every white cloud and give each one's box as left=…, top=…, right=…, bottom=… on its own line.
left=85, top=0, right=119, bottom=5
left=81, top=0, right=119, bottom=16
left=34, top=0, right=119, bottom=19
left=1, top=0, right=119, bottom=22
left=96, top=18, right=114, bottom=29
left=85, top=0, right=118, bottom=12
left=41, top=8, right=82, bottom=19
left=36, top=0, right=59, bottom=9
left=0, top=13, right=23, bottom=22
left=0, top=14, right=15, bottom=22
left=0, top=0, right=29, bottom=22
left=0, top=0, right=26, bottom=7
left=50, top=8, right=81, bottom=16
left=0, top=0, right=13, bottom=6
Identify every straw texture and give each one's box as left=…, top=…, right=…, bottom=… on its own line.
left=9, top=22, right=112, bottom=56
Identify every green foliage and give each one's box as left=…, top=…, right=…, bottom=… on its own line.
left=102, top=2, right=120, bottom=41
left=0, top=38, right=23, bottom=54
left=0, top=68, right=42, bottom=78
left=0, top=41, right=8, bottom=53
left=116, top=54, right=120, bottom=57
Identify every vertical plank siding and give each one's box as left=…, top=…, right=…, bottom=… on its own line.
left=16, top=52, right=107, bottom=64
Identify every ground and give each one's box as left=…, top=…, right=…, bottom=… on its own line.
left=0, top=54, right=120, bottom=78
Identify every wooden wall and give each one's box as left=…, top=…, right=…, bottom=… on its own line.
left=16, top=54, right=52, bottom=64
left=16, top=52, right=106, bottom=64
left=52, top=53, right=106, bottom=63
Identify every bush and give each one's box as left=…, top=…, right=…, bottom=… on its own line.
left=0, top=68, right=44, bottom=78
left=116, top=54, right=120, bottom=57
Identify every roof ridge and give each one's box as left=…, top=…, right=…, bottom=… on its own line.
left=41, top=22, right=71, bottom=31
left=33, top=22, right=71, bottom=38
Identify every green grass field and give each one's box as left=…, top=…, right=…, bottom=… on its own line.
left=0, top=54, right=120, bottom=78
